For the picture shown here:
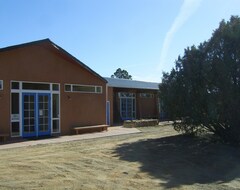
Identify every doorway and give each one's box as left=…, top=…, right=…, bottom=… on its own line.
left=22, top=93, right=51, bottom=137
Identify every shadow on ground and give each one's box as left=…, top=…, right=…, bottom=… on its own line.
left=113, top=134, right=240, bottom=188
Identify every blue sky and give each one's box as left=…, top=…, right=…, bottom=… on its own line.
left=1, top=0, right=240, bottom=82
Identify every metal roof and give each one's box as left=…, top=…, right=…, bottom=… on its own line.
left=105, top=77, right=159, bottom=90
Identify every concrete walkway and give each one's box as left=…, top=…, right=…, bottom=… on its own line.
left=0, top=126, right=141, bottom=150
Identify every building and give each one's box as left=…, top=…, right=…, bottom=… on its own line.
left=105, top=77, right=159, bottom=125
left=0, top=39, right=160, bottom=139
left=0, top=39, right=107, bottom=138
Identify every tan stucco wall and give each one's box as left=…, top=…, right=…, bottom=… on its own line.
left=0, top=41, right=107, bottom=136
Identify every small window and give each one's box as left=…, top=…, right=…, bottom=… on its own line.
left=65, top=84, right=102, bottom=93
left=52, top=94, right=59, bottom=118
left=52, top=120, right=60, bottom=133
left=11, top=93, right=19, bottom=115
left=96, top=86, right=102, bottom=93
left=73, top=85, right=95, bottom=93
left=11, top=82, right=19, bottom=89
left=140, top=93, right=154, bottom=98
left=11, top=122, right=20, bottom=136
left=65, top=84, right=71, bottom=92
left=118, top=92, right=135, bottom=98
left=0, top=80, right=3, bottom=90
left=52, top=84, right=59, bottom=91
left=22, top=82, right=50, bottom=90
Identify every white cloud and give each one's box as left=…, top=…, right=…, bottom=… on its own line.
left=158, top=0, right=202, bottom=71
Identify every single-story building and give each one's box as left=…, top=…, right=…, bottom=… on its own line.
left=105, top=77, right=159, bottom=125
left=0, top=39, right=160, bottom=139
left=0, top=39, right=107, bottom=138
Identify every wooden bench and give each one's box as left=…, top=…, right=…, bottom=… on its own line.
left=0, top=134, right=9, bottom=143
left=73, top=125, right=108, bottom=135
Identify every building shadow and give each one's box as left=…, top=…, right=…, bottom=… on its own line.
left=113, top=134, right=240, bottom=188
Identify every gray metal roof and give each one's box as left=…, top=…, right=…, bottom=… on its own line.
left=105, top=77, right=159, bottom=90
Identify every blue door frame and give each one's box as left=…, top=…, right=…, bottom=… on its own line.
left=22, top=93, right=51, bottom=138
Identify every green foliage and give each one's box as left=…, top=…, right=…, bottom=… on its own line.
left=160, top=16, right=240, bottom=143
left=111, top=68, right=132, bottom=80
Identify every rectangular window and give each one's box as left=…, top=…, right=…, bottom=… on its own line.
left=65, top=84, right=71, bottom=92
left=64, top=84, right=102, bottom=93
left=118, top=92, right=135, bottom=98
left=52, top=120, right=60, bottom=133
left=0, top=80, right=3, bottom=90
left=140, top=93, right=154, bottom=98
left=11, top=82, right=19, bottom=89
left=53, top=94, right=59, bottom=118
left=11, top=93, right=19, bottom=115
left=52, top=94, right=60, bottom=133
left=22, top=82, right=50, bottom=90
left=11, top=92, right=20, bottom=136
left=52, top=84, right=59, bottom=91
left=11, top=122, right=20, bottom=136
left=73, top=85, right=95, bottom=93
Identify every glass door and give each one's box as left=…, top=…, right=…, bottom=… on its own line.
left=22, top=93, right=36, bottom=137
left=22, top=93, right=51, bottom=137
left=38, top=94, right=51, bottom=136
left=120, top=97, right=136, bottom=120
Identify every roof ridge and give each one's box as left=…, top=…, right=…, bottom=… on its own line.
left=0, top=39, right=50, bottom=52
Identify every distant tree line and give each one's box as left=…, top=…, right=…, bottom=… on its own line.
left=159, top=16, right=240, bottom=144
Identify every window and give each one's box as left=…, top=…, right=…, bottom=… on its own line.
left=52, top=84, right=59, bottom=91
left=73, top=85, right=95, bottom=93
left=118, top=92, right=135, bottom=98
left=11, top=82, right=19, bottom=89
left=140, top=93, right=154, bottom=98
left=0, top=80, right=3, bottom=90
left=65, top=84, right=71, bottom=92
left=22, top=82, right=50, bottom=90
left=11, top=93, right=20, bottom=136
left=11, top=122, right=20, bottom=136
left=64, top=84, right=102, bottom=94
left=52, top=94, right=60, bottom=133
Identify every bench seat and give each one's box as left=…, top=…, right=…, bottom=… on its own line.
left=73, top=125, right=108, bottom=135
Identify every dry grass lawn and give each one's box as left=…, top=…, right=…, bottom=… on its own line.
left=0, top=125, right=240, bottom=190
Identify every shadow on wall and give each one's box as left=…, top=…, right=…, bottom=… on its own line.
left=113, top=134, right=240, bottom=188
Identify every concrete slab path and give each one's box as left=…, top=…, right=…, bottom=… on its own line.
left=0, top=126, right=141, bottom=150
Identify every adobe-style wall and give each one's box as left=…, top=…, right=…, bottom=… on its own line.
left=0, top=41, right=107, bottom=136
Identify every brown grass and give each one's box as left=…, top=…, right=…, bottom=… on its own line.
left=0, top=126, right=239, bottom=189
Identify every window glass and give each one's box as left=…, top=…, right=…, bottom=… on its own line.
left=11, top=93, right=19, bottom=115
left=118, top=92, right=135, bottom=98
left=11, top=82, right=19, bottom=89
left=65, top=84, right=102, bottom=93
left=72, top=85, right=95, bottom=93
left=11, top=122, right=20, bottom=136
left=53, top=120, right=60, bottom=133
left=96, top=86, right=102, bottom=93
left=52, top=84, right=59, bottom=91
left=22, top=83, right=50, bottom=90
left=65, top=85, right=71, bottom=92
left=53, top=94, right=59, bottom=118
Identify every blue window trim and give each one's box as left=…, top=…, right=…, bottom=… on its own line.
left=22, top=93, right=51, bottom=138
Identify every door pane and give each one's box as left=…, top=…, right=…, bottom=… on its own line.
left=38, top=95, right=49, bottom=133
left=23, top=94, right=35, bottom=134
